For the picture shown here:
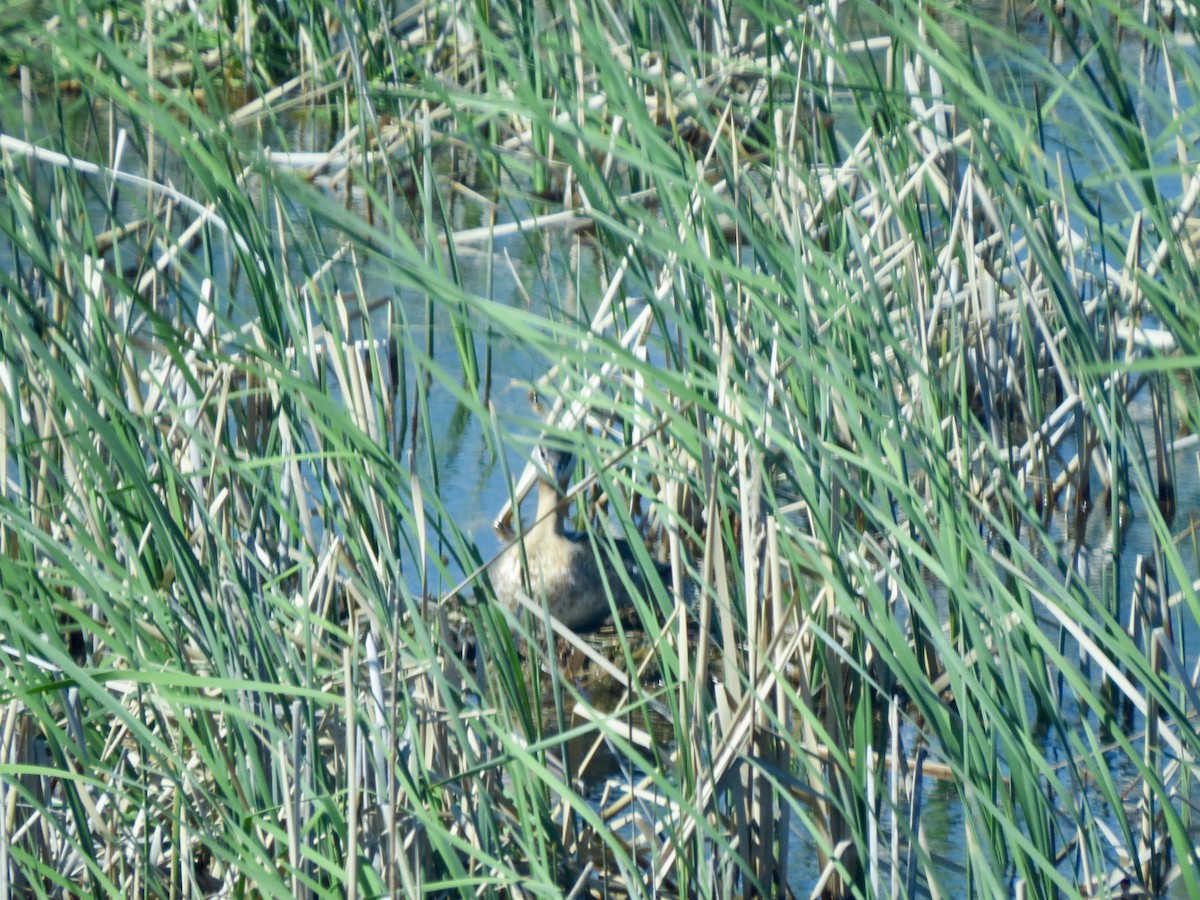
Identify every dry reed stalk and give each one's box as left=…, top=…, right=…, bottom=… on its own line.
left=765, top=520, right=789, bottom=889
left=0, top=135, right=258, bottom=261
left=1140, top=649, right=1167, bottom=891
left=733, top=381, right=761, bottom=884
left=652, top=602, right=811, bottom=889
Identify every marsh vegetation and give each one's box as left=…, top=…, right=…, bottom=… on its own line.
left=2, top=0, right=1200, bottom=895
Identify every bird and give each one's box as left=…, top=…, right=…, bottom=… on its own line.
left=487, top=444, right=668, bottom=631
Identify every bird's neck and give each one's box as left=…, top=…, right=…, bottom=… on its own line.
left=534, top=483, right=568, bottom=537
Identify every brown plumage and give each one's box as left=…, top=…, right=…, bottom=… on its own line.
left=488, top=446, right=662, bottom=631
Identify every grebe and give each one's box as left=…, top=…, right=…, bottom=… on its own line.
left=488, top=445, right=663, bottom=630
